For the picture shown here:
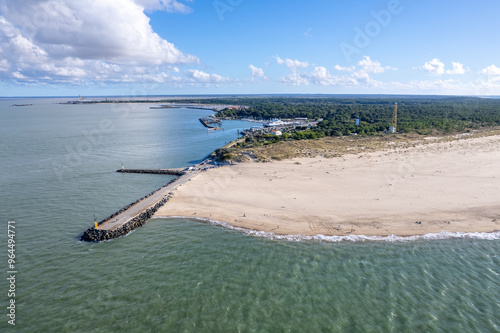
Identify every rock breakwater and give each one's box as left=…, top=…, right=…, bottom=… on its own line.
left=80, top=179, right=177, bottom=242
left=117, top=169, right=185, bottom=176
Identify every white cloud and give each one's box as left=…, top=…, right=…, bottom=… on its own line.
left=334, top=65, right=355, bottom=72
left=275, top=56, right=309, bottom=70
left=422, top=58, right=445, bottom=75
left=480, top=64, right=500, bottom=75
left=391, top=79, right=481, bottom=95
left=357, top=56, right=392, bottom=74
left=352, top=71, right=383, bottom=87
left=249, top=65, right=266, bottom=79
left=12, top=71, right=27, bottom=79
left=420, top=59, right=469, bottom=75
left=280, top=72, right=309, bottom=86
left=446, top=62, right=466, bottom=75
left=408, top=79, right=461, bottom=90
left=473, top=77, right=500, bottom=95
left=309, top=66, right=358, bottom=86
left=2, top=0, right=197, bottom=65
left=278, top=56, right=389, bottom=87
left=332, top=56, right=391, bottom=87
left=135, top=0, right=193, bottom=13
left=309, top=67, right=332, bottom=85
left=0, top=0, right=199, bottom=85
left=186, top=70, right=230, bottom=84
left=275, top=55, right=312, bottom=85
left=0, top=58, right=9, bottom=71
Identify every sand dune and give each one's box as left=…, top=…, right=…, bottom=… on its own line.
left=155, top=134, right=500, bottom=236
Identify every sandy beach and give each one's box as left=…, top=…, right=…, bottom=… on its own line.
left=155, top=134, right=500, bottom=236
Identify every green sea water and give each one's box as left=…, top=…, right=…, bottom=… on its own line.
left=0, top=98, right=498, bottom=332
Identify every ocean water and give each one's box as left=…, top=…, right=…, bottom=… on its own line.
left=0, top=98, right=499, bottom=332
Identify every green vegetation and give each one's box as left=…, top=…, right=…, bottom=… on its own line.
left=103, top=95, right=500, bottom=142
left=217, top=127, right=500, bottom=163
left=214, top=148, right=236, bottom=161
left=188, top=95, right=500, bottom=161
left=215, top=96, right=500, bottom=135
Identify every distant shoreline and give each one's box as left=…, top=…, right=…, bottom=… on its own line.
left=154, top=131, right=500, bottom=237
left=2, top=94, right=499, bottom=99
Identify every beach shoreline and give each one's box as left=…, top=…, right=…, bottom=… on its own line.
left=154, top=133, right=500, bottom=237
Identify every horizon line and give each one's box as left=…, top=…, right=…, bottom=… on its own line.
left=1, top=93, right=499, bottom=99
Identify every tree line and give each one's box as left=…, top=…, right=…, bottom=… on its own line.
left=213, top=96, right=500, bottom=136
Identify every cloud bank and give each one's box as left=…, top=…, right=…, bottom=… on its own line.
left=0, top=0, right=209, bottom=85
left=421, top=59, right=466, bottom=75
left=275, top=55, right=388, bottom=87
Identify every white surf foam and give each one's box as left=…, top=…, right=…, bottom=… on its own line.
left=154, top=216, right=500, bottom=243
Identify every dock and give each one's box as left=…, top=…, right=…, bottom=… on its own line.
left=149, top=103, right=245, bottom=112
left=117, top=168, right=186, bottom=176
left=199, top=117, right=222, bottom=130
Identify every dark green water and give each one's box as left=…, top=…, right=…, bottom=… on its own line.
left=0, top=99, right=498, bottom=332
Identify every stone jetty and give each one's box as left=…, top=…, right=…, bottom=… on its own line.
left=117, top=168, right=185, bottom=176
left=80, top=196, right=171, bottom=242
left=80, top=169, right=199, bottom=242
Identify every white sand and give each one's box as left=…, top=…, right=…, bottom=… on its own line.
left=155, top=135, right=500, bottom=236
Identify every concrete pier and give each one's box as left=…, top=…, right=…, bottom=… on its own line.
left=117, top=168, right=186, bottom=176
left=199, top=117, right=222, bottom=129
left=81, top=169, right=199, bottom=242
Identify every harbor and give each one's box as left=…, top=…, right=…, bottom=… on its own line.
left=150, top=103, right=244, bottom=112
left=199, top=116, right=222, bottom=130
left=80, top=115, right=320, bottom=242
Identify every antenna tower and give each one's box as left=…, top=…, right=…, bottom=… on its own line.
left=392, top=102, right=398, bottom=132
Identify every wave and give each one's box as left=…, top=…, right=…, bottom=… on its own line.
left=154, top=216, right=500, bottom=242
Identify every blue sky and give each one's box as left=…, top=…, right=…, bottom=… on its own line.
left=0, top=0, right=499, bottom=96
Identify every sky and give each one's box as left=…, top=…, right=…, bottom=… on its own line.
left=0, top=0, right=499, bottom=97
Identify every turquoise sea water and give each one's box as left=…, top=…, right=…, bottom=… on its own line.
left=0, top=98, right=499, bottom=332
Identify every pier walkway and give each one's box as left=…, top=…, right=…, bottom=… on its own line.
left=80, top=161, right=226, bottom=241
left=117, top=168, right=186, bottom=176
left=98, top=171, right=196, bottom=231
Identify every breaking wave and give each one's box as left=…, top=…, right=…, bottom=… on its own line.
left=154, top=216, right=500, bottom=242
